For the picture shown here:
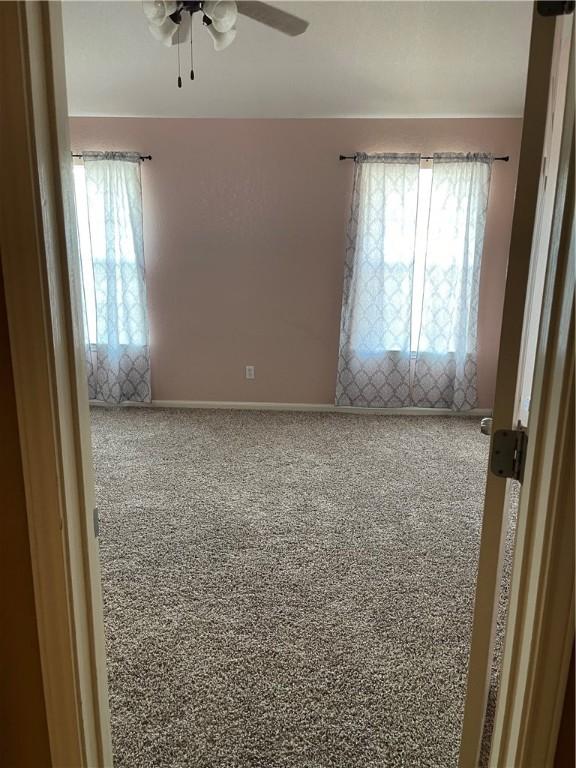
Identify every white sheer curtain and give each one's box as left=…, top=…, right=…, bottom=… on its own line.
left=74, top=152, right=151, bottom=404
left=336, top=152, right=492, bottom=410
left=336, top=154, right=421, bottom=407
left=412, top=154, right=493, bottom=409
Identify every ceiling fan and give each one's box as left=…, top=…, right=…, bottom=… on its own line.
left=143, top=1, right=309, bottom=84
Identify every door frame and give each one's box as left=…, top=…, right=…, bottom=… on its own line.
left=0, top=2, right=571, bottom=767
left=0, top=2, right=112, bottom=765
left=458, top=8, right=558, bottom=765
left=489, top=30, right=574, bottom=765
left=516, top=14, right=573, bottom=426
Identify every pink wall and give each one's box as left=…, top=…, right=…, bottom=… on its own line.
left=70, top=118, right=522, bottom=407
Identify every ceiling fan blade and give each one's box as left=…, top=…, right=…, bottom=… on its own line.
left=237, top=2, right=309, bottom=36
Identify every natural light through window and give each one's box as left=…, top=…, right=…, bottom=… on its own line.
left=411, top=165, right=433, bottom=353
left=349, top=161, right=443, bottom=359
left=74, top=164, right=98, bottom=344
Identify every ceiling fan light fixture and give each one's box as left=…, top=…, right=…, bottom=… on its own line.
left=205, top=23, right=237, bottom=50
left=202, top=0, right=238, bottom=32
left=148, top=10, right=190, bottom=46
left=142, top=0, right=309, bottom=85
left=143, top=0, right=180, bottom=26
left=148, top=16, right=179, bottom=45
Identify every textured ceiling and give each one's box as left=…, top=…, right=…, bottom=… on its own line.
left=62, top=1, right=532, bottom=118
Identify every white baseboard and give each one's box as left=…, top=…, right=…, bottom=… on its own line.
left=132, top=400, right=491, bottom=417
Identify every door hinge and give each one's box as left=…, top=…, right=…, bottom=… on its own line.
left=490, top=425, right=529, bottom=483
left=93, top=507, right=99, bottom=538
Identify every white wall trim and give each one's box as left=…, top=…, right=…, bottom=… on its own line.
left=90, top=399, right=492, bottom=417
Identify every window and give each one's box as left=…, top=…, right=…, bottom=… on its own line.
left=411, top=164, right=433, bottom=352
left=347, top=157, right=488, bottom=358
left=73, top=154, right=150, bottom=403
left=337, top=153, right=492, bottom=410
left=73, top=164, right=98, bottom=344
left=347, top=159, right=433, bottom=357
left=349, top=163, right=440, bottom=355
left=73, top=160, right=147, bottom=348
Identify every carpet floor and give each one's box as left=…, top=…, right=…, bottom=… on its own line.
left=91, top=408, right=503, bottom=768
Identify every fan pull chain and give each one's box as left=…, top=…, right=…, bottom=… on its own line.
left=177, top=25, right=182, bottom=88
left=190, top=13, right=195, bottom=80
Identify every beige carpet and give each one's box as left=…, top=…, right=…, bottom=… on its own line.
left=91, top=408, right=510, bottom=767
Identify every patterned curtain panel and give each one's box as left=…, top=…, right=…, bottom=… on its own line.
left=336, top=152, right=492, bottom=410
left=74, top=152, right=151, bottom=404
left=412, top=154, right=493, bottom=410
left=336, top=154, right=421, bottom=407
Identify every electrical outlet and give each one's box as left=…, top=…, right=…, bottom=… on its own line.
left=245, top=365, right=255, bottom=380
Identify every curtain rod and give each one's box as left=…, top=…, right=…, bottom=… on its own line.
left=339, top=153, right=509, bottom=162
left=71, top=153, right=152, bottom=161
